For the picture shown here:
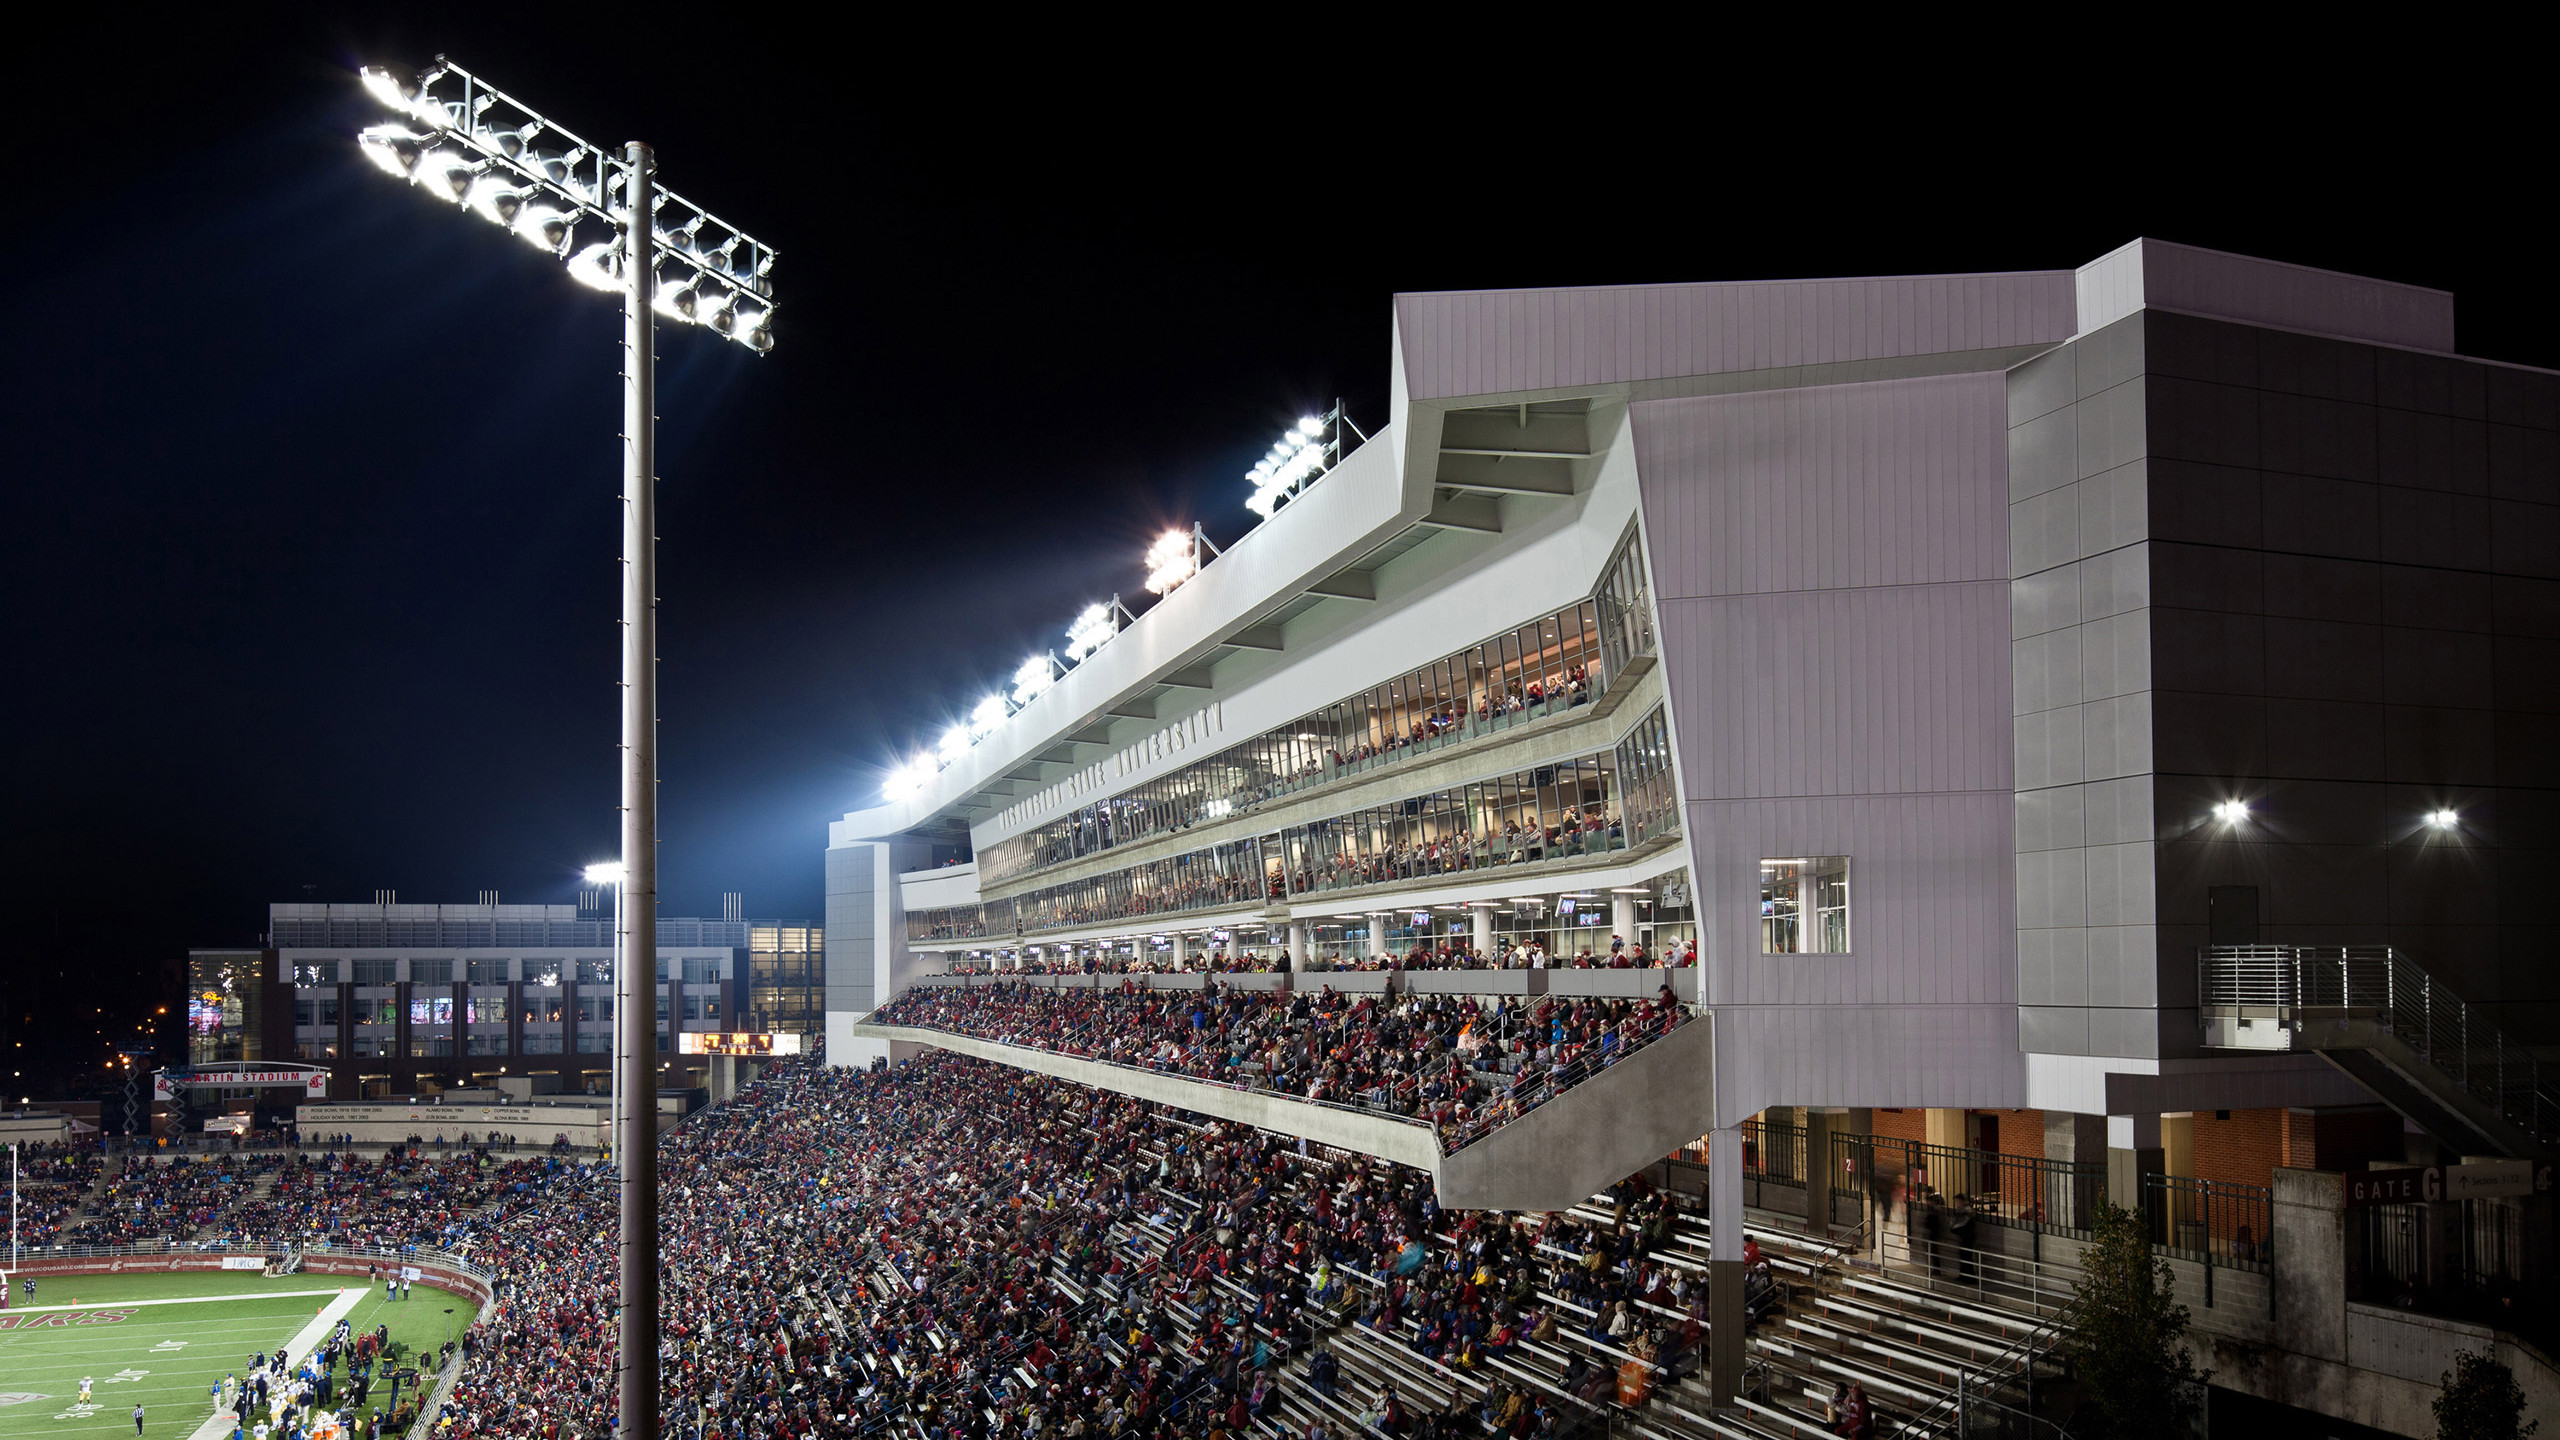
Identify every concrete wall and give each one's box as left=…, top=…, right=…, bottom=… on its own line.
left=12, top=1251, right=494, bottom=1309
left=2183, top=1165, right=2560, bottom=1436
left=826, top=837, right=938, bottom=1068
left=296, top=1099, right=619, bottom=1148
left=0, top=1112, right=73, bottom=1144
left=853, top=1023, right=1442, bottom=1171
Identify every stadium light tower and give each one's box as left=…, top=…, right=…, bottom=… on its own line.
left=355, top=56, right=781, bottom=1440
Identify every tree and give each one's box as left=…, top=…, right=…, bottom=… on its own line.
left=2067, top=1199, right=2206, bottom=1439
left=2435, top=1349, right=2536, bottom=1440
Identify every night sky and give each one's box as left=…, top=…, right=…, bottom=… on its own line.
left=1, top=15, right=2544, bottom=1089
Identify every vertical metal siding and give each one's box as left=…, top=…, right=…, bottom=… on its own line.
left=1630, top=373, right=2025, bottom=1114
left=1396, top=273, right=2077, bottom=401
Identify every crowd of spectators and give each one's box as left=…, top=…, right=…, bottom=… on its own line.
left=950, top=939, right=1695, bottom=979
left=6, top=1139, right=105, bottom=1245
left=868, top=982, right=1687, bottom=1152
left=63, top=1150, right=284, bottom=1245
left=1290, top=812, right=1624, bottom=899
left=202, top=1149, right=557, bottom=1252
left=433, top=1046, right=1730, bottom=1440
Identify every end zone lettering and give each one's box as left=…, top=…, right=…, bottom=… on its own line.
left=0, top=1309, right=136, bottom=1330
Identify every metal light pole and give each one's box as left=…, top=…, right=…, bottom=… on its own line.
left=354, top=58, right=778, bottom=1440
left=617, top=141, right=663, bottom=1440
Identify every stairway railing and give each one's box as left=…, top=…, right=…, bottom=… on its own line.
left=2199, top=945, right=2560, bottom=1144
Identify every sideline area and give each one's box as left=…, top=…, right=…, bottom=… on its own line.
left=178, top=1288, right=367, bottom=1440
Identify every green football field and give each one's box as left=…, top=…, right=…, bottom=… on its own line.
left=0, top=1274, right=480, bottom=1440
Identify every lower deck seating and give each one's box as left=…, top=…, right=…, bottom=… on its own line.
left=415, top=1051, right=2060, bottom=1440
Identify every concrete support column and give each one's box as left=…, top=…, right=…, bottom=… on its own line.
left=709, top=1054, right=737, bottom=1104
left=2271, top=1168, right=2347, bottom=1368
left=1923, top=1107, right=1968, bottom=1154
left=1365, top=914, right=1388, bottom=963
left=2162, top=1113, right=2196, bottom=1178
left=1287, top=921, right=1308, bottom=973
left=1805, top=1109, right=1835, bottom=1238
left=1709, top=1124, right=1745, bottom=1410
left=2107, top=1112, right=2163, bottom=1212
left=2046, top=1111, right=2109, bottom=1231
left=1472, top=904, right=1495, bottom=961
left=1612, top=894, right=1637, bottom=953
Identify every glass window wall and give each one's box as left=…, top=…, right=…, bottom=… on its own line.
left=1760, top=857, right=1852, bottom=954
left=977, top=527, right=1654, bottom=891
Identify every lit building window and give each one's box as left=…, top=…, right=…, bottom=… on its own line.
left=1761, top=857, right=1851, bottom=954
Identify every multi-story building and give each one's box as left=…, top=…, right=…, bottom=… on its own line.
left=189, top=893, right=820, bottom=1100
left=826, top=240, right=2560, bottom=1431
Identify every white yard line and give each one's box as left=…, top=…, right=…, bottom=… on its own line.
left=4, top=1288, right=351, bottom=1316
left=179, top=1288, right=366, bottom=1440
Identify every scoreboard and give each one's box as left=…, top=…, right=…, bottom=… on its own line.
left=676, top=1031, right=802, bottom=1056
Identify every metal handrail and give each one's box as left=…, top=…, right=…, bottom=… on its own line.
left=2199, top=945, right=2560, bottom=1142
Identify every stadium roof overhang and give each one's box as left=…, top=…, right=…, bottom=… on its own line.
left=840, top=269, right=2083, bottom=847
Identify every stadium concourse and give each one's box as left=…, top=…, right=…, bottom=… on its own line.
left=425, top=1048, right=2034, bottom=1440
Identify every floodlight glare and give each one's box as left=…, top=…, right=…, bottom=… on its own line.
left=583, top=862, right=627, bottom=886
left=2213, top=799, right=2250, bottom=826
left=360, top=64, right=449, bottom=128
left=414, top=147, right=479, bottom=202
left=969, top=696, right=1008, bottom=738
left=464, top=174, right=528, bottom=227
left=1243, top=407, right=1343, bottom=518
left=697, top=287, right=738, bottom=334
left=2428, top=808, right=2460, bottom=829
left=1065, top=602, right=1116, bottom=661
left=1013, top=656, right=1057, bottom=706
left=514, top=204, right=576, bottom=254
left=357, top=125, right=427, bottom=178
left=1145, top=529, right=1198, bottom=595
left=936, top=725, right=969, bottom=763
left=652, top=272, right=701, bottom=325
left=567, top=242, right=622, bottom=292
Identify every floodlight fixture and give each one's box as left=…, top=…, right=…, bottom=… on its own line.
left=1013, top=654, right=1060, bottom=706
left=2212, top=799, right=2250, bottom=826
left=882, top=755, right=936, bottom=803
left=1145, top=529, right=1197, bottom=594
left=583, top=862, right=627, bottom=886
left=463, top=174, right=529, bottom=227
left=970, top=696, right=1009, bottom=738
left=1242, top=406, right=1353, bottom=518
left=513, top=203, right=577, bottom=255
left=1065, top=601, right=1120, bottom=663
left=566, top=241, right=621, bottom=291
left=2427, top=808, right=2460, bottom=829
left=357, top=125, right=428, bottom=178
left=353, top=55, right=778, bottom=356
left=1144, top=523, right=1221, bottom=596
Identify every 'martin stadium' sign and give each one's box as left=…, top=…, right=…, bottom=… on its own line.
left=155, top=1067, right=331, bottom=1100
left=676, top=1032, right=801, bottom=1056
